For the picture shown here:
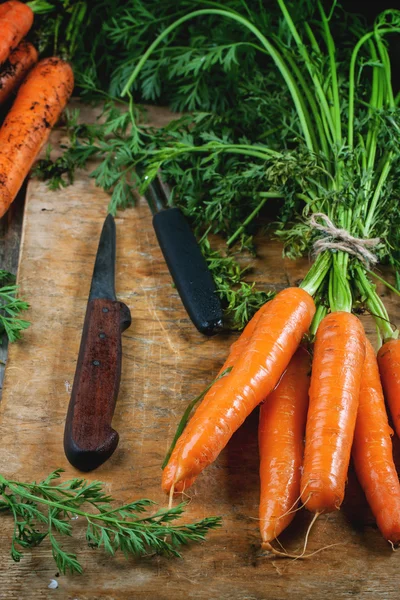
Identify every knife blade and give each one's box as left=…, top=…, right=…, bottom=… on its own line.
left=144, top=174, right=224, bottom=336
left=64, top=214, right=131, bottom=472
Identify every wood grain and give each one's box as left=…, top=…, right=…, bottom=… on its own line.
left=1, top=106, right=400, bottom=600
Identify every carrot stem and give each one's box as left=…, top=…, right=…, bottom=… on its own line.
left=366, top=269, right=400, bottom=298
left=328, top=251, right=352, bottom=313
left=309, top=303, right=327, bottom=337
left=122, top=8, right=315, bottom=151
left=227, top=192, right=283, bottom=247
left=354, top=265, right=395, bottom=340
left=300, top=252, right=331, bottom=297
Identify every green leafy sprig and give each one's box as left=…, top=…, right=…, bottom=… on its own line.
left=0, top=271, right=30, bottom=343
left=33, top=107, right=274, bottom=328
left=0, top=469, right=221, bottom=574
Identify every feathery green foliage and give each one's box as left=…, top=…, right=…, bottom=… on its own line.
left=0, top=469, right=221, bottom=574
left=29, top=1, right=400, bottom=334
left=0, top=271, right=30, bottom=343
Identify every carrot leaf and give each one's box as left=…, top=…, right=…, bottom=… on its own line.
left=0, top=272, right=30, bottom=344
left=0, top=469, right=222, bottom=574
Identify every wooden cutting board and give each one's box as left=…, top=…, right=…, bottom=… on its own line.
left=1, top=105, right=400, bottom=600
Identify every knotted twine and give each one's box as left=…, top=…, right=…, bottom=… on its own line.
left=309, top=213, right=380, bottom=267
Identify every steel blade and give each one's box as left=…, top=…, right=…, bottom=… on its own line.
left=88, top=214, right=116, bottom=301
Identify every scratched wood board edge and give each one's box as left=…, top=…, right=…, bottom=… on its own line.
left=0, top=108, right=400, bottom=599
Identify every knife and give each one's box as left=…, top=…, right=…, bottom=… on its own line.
left=64, top=214, right=131, bottom=472
left=144, top=174, right=224, bottom=336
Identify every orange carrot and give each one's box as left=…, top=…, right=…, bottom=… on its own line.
left=0, top=1, right=33, bottom=65
left=377, top=339, right=400, bottom=438
left=352, top=338, right=400, bottom=545
left=259, top=346, right=310, bottom=548
left=301, top=311, right=365, bottom=513
left=162, top=287, right=315, bottom=493
left=0, top=41, right=38, bottom=106
left=163, top=299, right=273, bottom=493
left=0, top=58, right=74, bottom=219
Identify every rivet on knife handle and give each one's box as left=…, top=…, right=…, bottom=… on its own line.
left=64, top=215, right=131, bottom=471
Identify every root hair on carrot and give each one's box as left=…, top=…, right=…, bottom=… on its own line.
left=271, top=560, right=284, bottom=576
left=261, top=542, right=303, bottom=559
left=180, top=487, right=193, bottom=504
left=249, top=490, right=311, bottom=526
left=168, top=483, right=175, bottom=509
left=271, top=488, right=312, bottom=543
left=162, top=484, right=177, bottom=544
left=261, top=512, right=321, bottom=560
left=274, top=535, right=289, bottom=555
left=297, top=511, right=320, bottom=558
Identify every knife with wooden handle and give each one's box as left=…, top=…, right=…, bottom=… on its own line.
left=64, top=214, right=131, bottom=472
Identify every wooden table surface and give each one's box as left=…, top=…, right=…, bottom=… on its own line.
left=1, top=104, right=400, bottom=600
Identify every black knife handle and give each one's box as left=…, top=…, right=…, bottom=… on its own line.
left=152, top=208, right=223, bottom=335
left=64, top=298, right=131, bottom=471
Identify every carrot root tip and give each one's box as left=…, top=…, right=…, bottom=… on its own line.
left=261, top=542, right=308, bottom=560
left=168, top=484, right=175, bottom=509
left=260, top=512, right=322, bottom=561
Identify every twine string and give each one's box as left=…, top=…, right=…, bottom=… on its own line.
left=309, top=212, right=380, bottom=267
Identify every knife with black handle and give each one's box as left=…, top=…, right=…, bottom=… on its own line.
left=144, top=175, right=224, bottom=336
left=64, top=214, right=131, bottom=472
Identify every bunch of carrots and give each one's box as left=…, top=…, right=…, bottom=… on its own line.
left=2, top=0, right=400, bottom=558
left=0, top=0, right=74, bottom=219
left=145, top=1, right=400, bottom=555
left=162, top=286, right=400, bottom=552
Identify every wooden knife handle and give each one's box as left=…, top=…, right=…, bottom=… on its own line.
left=64, top=298, right=131, bottom=471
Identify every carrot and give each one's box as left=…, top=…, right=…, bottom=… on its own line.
left=300, top=311, right=365, bottom=513
left=0, top=41, right=38, bottom=106
left=259, top=346, right=310, bottom=548
left=0, top=58, right=74, bottom=219
left=377, top=339, right=400, bottom=439
left=0, top=1, right=33, bottom=65
left=163, top=298, right=272, bottom=493
left=162, top=287, right=315, bottom=493
left=352, top=338, right=400, bottom=545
